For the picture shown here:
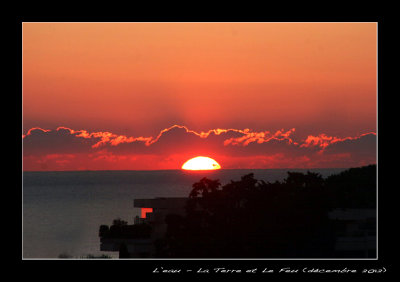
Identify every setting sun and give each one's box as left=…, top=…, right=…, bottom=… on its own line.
left=181, top=156, right=221, bottom=170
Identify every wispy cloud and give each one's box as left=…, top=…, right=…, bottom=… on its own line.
left=300, top=132, right=377, bottom=150
left=22, top=127, right=51, bottom=138
left=22, top=125, right=376, bottom=170
left=23, top=125, right=375, bottom=150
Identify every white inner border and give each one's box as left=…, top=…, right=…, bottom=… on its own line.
left=21, top=21, right=378, bottom=261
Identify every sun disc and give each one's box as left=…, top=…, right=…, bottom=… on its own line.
left=181, top=156, right=221, bottom=170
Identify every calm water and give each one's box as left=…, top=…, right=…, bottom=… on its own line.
left=23, top=168, right=346, bottom=258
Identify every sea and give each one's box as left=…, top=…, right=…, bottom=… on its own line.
left=23, top=168, right=346, bottom=259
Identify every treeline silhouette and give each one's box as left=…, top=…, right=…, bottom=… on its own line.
left=325, top=165, right=376, bottom=208
left=155, top=165, right=376, bottom=258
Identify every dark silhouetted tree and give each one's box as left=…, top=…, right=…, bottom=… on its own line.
left=158, top=169, right=370, bottom=258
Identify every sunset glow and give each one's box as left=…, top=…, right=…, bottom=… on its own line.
left=22, top=22, right=378, bottom=261
left=22, top=23, right=377, bottom=171
left=182, top=157, right=221, bottom=170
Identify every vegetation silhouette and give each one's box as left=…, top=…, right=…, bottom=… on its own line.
left=325, top=165, right=376, bottom=208
left=156, top=165, right=376, bottom=258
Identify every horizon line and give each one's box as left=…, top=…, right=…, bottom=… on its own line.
left=22, top=165, right=375, bottom=173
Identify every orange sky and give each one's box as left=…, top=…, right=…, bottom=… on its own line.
left=22, top=23, right=377, bottom=170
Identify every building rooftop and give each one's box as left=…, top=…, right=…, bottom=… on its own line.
left=134, top=197, right=188, bottom=209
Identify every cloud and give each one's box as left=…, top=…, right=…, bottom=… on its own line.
left=323, top=132, right=376, bottom=158
left=23, top=127, right=99, bottom=155
left=22, top=127, right=51, bottom=139
left=223, top=128, right=296, bottom=146
left=300, top=132, right=376, bottom=150
left=22, top=125, right=376, bottom=170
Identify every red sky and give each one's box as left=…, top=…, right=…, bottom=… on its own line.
left=22, top=23, right=377, bottom=171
